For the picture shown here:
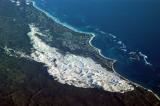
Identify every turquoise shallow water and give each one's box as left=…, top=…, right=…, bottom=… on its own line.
left=34, top=0, right=160, bottom=95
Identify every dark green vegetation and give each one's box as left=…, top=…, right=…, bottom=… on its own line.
left=0, top=0, right=31, bottom=53
left=0, top=0, right=160, bottom=105
left=0, top=48, right=160, bottom=106
left=25, top=1, right=114, bottom=70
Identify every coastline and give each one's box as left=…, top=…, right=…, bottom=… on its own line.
left=32, top=1, right=115, bottom=62
left=32, top=1, right=160, bottom=100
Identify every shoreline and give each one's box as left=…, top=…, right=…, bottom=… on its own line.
left=32, top=1, right=160, bottom=100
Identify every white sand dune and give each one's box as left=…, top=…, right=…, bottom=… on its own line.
left=27, top=24, right=134, bottom=93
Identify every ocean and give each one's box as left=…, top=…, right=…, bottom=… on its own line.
left=34, top=0, right=160, bottom=95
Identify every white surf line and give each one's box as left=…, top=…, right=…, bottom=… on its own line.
left=32, top=1, right=115, bottom=62
left=27, top=24, right=134, bottom=93
left=31, top=1, right=160, bottom=100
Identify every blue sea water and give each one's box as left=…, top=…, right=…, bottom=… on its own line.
left=34, top=0, right=160, bottom=95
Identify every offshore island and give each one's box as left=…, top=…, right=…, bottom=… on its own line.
left=0, top=0, right=160, bottom=105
